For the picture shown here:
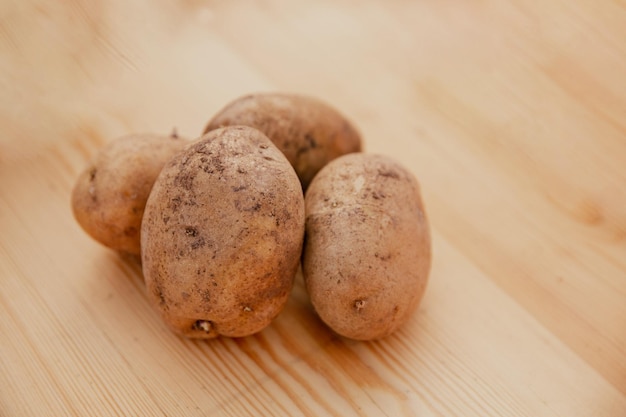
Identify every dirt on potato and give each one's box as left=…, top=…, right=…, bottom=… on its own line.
left=71, top=132, right=186, bottom=255
left=141, top=126, right=305, bottom=338
left=204, top=93, right=362, bottom=190
left=302, top=153, right=431, bottom=340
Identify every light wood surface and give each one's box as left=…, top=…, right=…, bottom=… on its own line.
left=1, top=1, right=625, bottom=415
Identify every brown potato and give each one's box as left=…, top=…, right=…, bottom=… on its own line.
left=141, top=126, right=305, bottom=338
left=302, top=153, right=431, bottom=340
left=71, top=132, right=186, bottom=255
left=204, top=93, right=362, bottom=190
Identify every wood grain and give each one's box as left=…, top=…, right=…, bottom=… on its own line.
left=1, top=0, right=625, bottom=415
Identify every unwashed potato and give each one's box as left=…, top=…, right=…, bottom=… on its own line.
left=141, top=126, right=305, bottom=338
left=71, top=132, right=186, bottom=255
left=302, top=153, right=431, bottom=340
left=204, top=93, right=362, bottom=190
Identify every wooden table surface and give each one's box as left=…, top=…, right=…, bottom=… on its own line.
left=1, top=1, right=625, bottom=416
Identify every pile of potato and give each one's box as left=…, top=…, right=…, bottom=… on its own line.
left=72, top=93, right=431, bottom=341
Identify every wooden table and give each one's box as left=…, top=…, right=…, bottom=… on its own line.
left=1, top=1, right=625, bottom=415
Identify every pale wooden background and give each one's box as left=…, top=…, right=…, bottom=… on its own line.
left=1, top=1, right=625, bottom=416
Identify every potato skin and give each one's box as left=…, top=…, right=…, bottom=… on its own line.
left=204, top=93, right=362, bottom=190
left=141, top=126, right=305, bottom=338
left=302, top=153, right=431, bottom=340
left=71, top=132, right=186, bottom=255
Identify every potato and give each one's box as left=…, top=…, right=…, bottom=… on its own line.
left=141, top=126, right=305, bottom=338
left=204, top=93, right=362, bottom=190
left=302, top=153, right=431, bottom=340
left=71, top=132, right=186, bottom=255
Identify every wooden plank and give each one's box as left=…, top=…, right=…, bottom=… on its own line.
left=1, top=0, right=625, bottom=415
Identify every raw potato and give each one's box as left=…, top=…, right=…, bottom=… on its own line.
left=141, top=126, right=305, bottom=338
left=204, top=93, right=362, bottom=190
left=71, top=132, right=186, bottom=255
left=302, top=153, right=431, bottom=340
